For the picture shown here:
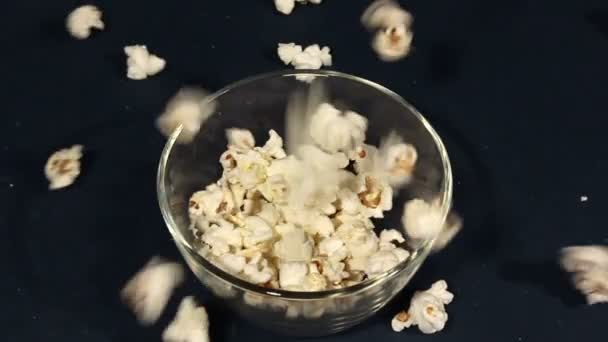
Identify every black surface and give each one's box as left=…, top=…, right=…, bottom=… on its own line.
left=2, top=0, right=607, bottom=341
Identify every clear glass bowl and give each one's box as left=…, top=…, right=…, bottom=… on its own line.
left=157, top=70, right=452, bottom=336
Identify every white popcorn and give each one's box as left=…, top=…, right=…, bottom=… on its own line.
left=189, top=184, right=225, bottom=220
left=203, top=222, right=242, bottom=256
left=392, top=280, right=453, bottom=334
left=362, top=1, right=414, bottom=62
left=124, top=45, right=166, bottom=80
left=356, top=175, right=393, bottom=218
left=44, top=145, right=83, bottom=190
left=560, top=245, right=608, bottom=305
left=402, top=199, right=444, bottom=242
left=274, top=229, right=314, bottom=262
left=372, top=25, right=413, bottom=62
left=277, top=43, right=303, bottom=64
left=337, top=188, right=361, bottom=215
left=121, top=257, right=185, bottom=325
left=243, top=216, right=274, bottom=247
left=230, top=150, right=270, bottom=189
left=304, top=214, right=335, bottom=237
left=156, top=88, right=215, bottom=144
left=361, top=0, right=413, bottom=31
left=66, top=5, right=104, bottom=39
left=277, top=43, right=333, bottom=82
left=218, top=253, right=247, bottom=274
left=309, top=103, right=368, bottom=154
left=243, top=258, right=274, bottom=284
left=279, top=261, right=308, bottom=289
left=380, top=229, right=405, bottom=244
left=257, top=174, right=288, bottom=204
left=275, top=0, right=323, bottom=15
left=163, top=296, right=209, bottom=342
left=366, top=246, right=409, bottom=277
left=301, top=272, right=328, bottom=292
left=256, top=201, right=281, bottom=226
left=319, top=237, right=348, bottom=262
left=335, top=222, right=379, bottom=258
left=320, top=259, right=348, bottom=283
left=226, top=128, right=255, bottom=151
left=260, top=129, right=287, bottom=159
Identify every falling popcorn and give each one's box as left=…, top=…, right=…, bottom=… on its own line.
left=274, top=0, right=323, bottom=15
left=391, top=280, right=454, bottom=334
left=163, top=296, right=210, bottom=342
left=277, top=43, right=332, bottom=82
left=124, top=45, right=166, bottom=80
left=560, top=245, right=608, bottom=304
left=157, top=87, right=216, bottom=144
left=44, top=145, right=83, bottom=190
left=121, top=257, right=185, bottom=325
left=361, top=0, right=414, bottom=61
left=66, top=5, right=104, bottom=39
left=186, top=98, right=437, bottom=292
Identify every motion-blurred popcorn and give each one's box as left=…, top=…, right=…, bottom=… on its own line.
left=276, top=43, right=333, bottom=82
left=186, top=101, right=445, bottom=291
left=432, top=211, right=463, bottom=252
left=402, top=199, right=444, bottom=242
left=392, top=280, right=453, bottom=334
left=157, top=87, right=216, bottom=144
left=121, top=257, right=185, bottom=325
left=45, top=145, right=83, bottom=190
left=66, top=5, right=104, bottom=39
left=163, top=296, right=209, bottom=342
left=361, top=0, right=414, bottom=62
left=560, top=245, right=608, bottom=305
left=124, top=45, right=166, bottom=80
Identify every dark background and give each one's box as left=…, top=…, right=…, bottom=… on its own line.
left=1, top=0, right=607, bottom=341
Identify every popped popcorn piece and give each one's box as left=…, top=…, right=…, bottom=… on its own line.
left=121, top=257, right=185, bottom=325
left=276, top=43, right=333, bottom=82
left=309, top=103, right=367, bottom=154
left=226, top=128, right=255, bottom=151
left=319, top=237, right=348, bottom=261
left=392, top=280, right=453, bottom=334
left=361, top=0, right=414, bottom=62
left=279, top=261, right=308, bottom=289
left=357, top=175, right=393, bottom=218
left=560, top=245, right=608, bottom=304
left=275, top=0, right=323, bottom=15
left=304, top=214, right=335, bottom=237
left=156, top=88, right=215, bottom=144
left=366, top=246, right=409, bottom=277
left=66, top=5, right=104, bottom=39
left=256, top=201, right=281, bottom=226
left=335, top=222, right=379, bottom=258
left=189, top=184, right=224, bottom=220
left=243, top=216, right=274, bottom=247
left=218, top=253, right=247, bottom=274
left=274, top=229, right=314, bottom=262
left=320, top=259, right=348, bottom=283
left=372, top=25, right=413, bottom=62
left=203, top=222, right=243, bottom=256
left=278, top=43, right=303, bottom=64
left=163, top=296, right=209, bottom=342
left=243, top=258, right=274, bottom=284
left=44, top=145, right=83, bottom=190
left=260, top=129, right=287, bottom=159
left=402, top=199, right=444, bottom=241
left=580, top=195, right=589, bottom=202
left=301, top=272, right=328, bottom=292
left=337, top=188, right=361, bottom=215
left=124, top=45, right=166, bottom=80
left=380, top=229, right=405, bottom=244
left=229, top=150, right=270, bottom=189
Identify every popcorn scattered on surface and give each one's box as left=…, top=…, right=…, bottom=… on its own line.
left=361, top=0, right=414, bottom=61
left=44, top=145, right=83, bottom=190
left=187, top=100, right=430, bottom=291
left=560, top=245, right=608, bottom=304
left=121, top=257, right=185, bottom=325
left=66, top=5, right=104, bottom=39
left=124, top=45, right=166, bottom=80
left=275, top=0, right=323, bottom=15
left=163, top=296, right=209, bottom=342
left=391, top=280, right=453, bottom=334
left=277, top=43, right=332, bottom=82
left=157, top=88, right=216, bottom=144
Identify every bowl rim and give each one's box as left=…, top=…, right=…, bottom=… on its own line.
left=157, top=69, right=453, bottom=300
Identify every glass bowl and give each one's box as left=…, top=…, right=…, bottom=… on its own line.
left=157, top=70, right=452, bottom=336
